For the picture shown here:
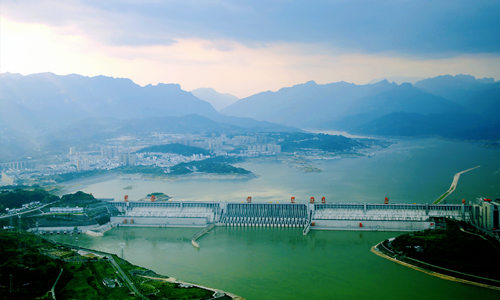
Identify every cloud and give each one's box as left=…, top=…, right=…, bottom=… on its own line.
left=2, top=15, right=500, bottom=98
left=2, top=0, right=500, bottom=55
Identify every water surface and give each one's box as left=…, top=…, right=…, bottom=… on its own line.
left=59, top=138, right=500, bottom=204
left=50, top=227, right=500, bottom=299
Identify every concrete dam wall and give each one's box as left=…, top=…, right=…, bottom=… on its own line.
left=111, top=201, right=470, bottom=231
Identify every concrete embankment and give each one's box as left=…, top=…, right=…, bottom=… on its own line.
left=371, top=241, right=500, bottom=291
left=85, top=223, right=116, bottom=237
left=191, top=223, right=215, bottom=248
left=434, top=165, right=480, bottom=204
left=302, top=223, right=311, bottom=235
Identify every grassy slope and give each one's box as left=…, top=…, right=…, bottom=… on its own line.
left=0, top=231, right=223, bottom=299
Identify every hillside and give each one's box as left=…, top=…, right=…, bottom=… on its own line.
left=0, top=231, right=228, bottom=299
left=0, top=73, right=293, bottom=161
left=414, top=74, right=500, bottom=118
left=223, top=75, right=500, bottom=139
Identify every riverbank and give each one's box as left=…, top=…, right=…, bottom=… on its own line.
left=371, top=242, right=500, bottom=291
left=371, top=220, right=500, bottom=291
left=0, top=230, right=241, bottom=299
left=47, top=226, right=500, bottom=299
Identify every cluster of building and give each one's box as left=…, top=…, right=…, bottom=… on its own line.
left=49, top=207, right=84, bottom=214
left=4, top=201, right=41, bottom=215
left=0, top=132, right=287, bottom=183
left=470, top=198, right=499, bottom=232
left=135, top=152, right=209, bottom=168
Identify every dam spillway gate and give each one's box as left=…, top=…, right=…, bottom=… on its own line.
left=220, top=203, right=309, bottom=227
left=111, top=201, right=471, bottom=231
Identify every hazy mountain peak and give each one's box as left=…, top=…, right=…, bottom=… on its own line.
left=191, top=87, right=238, bottom=111
left=291, top=80, right=317, bottom=88
left=151, top=82, right=181, bottom=88
left=0, top=72, right=23, bottom=79
left=369, top=79, right=394, bottom=87
left=416, top=74, right=497, bottom=86
left=303, top=80, right=317, bottom=86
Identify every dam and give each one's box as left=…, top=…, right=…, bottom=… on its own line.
left=110, top=200, right=471, bottom=231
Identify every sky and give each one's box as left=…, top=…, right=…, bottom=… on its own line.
left=1, top=0, right=500, bottom=98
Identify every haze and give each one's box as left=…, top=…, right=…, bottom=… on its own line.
left=1, top=0, right=500, bottom=97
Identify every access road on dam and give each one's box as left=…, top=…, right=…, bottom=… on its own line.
left=434, top=165, right=480, bottom=204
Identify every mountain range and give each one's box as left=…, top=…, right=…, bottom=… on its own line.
left=1, top=72, right=499, bottom=161
left=223, top=75, right=500, bottom=139
left=0, top=73, right=289, bottom=160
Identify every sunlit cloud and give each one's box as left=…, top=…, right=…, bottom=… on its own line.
left=1, top=16, right=500, bottom=98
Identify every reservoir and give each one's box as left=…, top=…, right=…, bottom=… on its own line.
left=51, top=138, right=500, bottom=298
left=59, top=138, right=500, bottom=204
left=49, top=227, right=500, bottom=299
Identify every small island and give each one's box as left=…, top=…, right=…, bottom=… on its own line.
left=372, top=219, right=500, bottom=290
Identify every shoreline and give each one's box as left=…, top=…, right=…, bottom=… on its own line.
left=371, top=241, right=500, bottom=291
left=138, top=275, right=244, bottom=299
left=43, top=235, right=243, bottom=299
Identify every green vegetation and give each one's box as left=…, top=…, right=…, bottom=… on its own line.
left=42, top=169, right=107, bottom=183
left=0, top=189, right=58, bottom=213
left=170, top=158, right=251, bottom=175
left=118, top=157, right=251, bottom=176
left=118, top=165, right=169, bottom=176
left=146, top=192, right=171, bottom=201
left=61, top=191, right=99, bottom=207
left=115, top=256, right=215, bottom=299
left=0, top=231, right=62, bottom=299
left=136, top=143, right=210, bottom=156
left=147, top=192, right=166, bottom=197
left=0, top=231, right=231, bottom=299
left=385, top=219, right=500, bottom=281
left=433, top=191, right=451, bottom=204
left=0, top=190, right=117, bottom=229
left=273, top=132, right=363, bottom=153
left=58, top=260, right=134, bottom=299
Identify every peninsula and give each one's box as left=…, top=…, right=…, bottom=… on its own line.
left=371, top=219, right=500, bottom=290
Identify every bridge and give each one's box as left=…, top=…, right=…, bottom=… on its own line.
left=110, top=201, right=470, bottom=231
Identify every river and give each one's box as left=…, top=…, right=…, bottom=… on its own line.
left=49, top=227, right=499, bottom=299
left=50, top=138, right=500, bottom=299
left=59, top=138, right=499, bottom=203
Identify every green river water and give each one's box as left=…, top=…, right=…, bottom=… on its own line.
left=59, top=138, right=499, bottom=204
left=49, top=227, right=499, bottom=299
left=50, top=138, right=500, bottom=299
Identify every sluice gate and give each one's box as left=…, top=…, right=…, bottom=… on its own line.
left=220, top=203, right=308, bottom=227
left=111, top=201, right=471, bottom=231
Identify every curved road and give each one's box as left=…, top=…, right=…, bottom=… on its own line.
left=0, top=202, right=57, bottom=220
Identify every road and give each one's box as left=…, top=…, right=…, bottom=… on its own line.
left=434, top=166, right=480, bottom=204
left=0, top=202, right=57, bottom=220
left=50, top=268, right=63, bottom=300
left=106, top=254, right=146, bottom=299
